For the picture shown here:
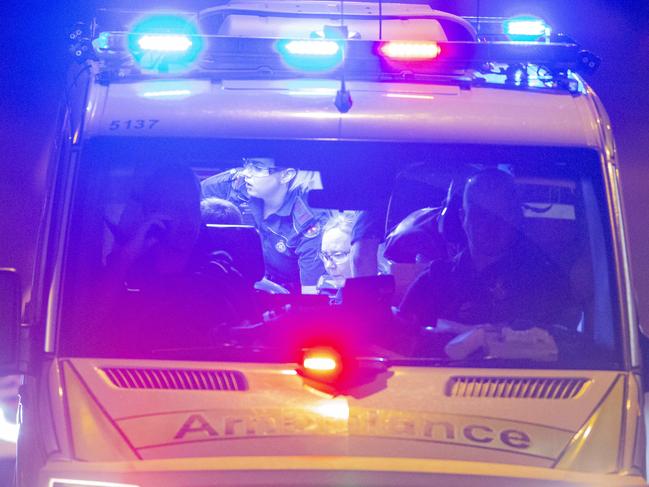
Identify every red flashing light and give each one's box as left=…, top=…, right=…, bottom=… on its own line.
left=302, top=347, right=342, bottom=377
left=379, top=41, right=441, bottom=61
left=304, top=356, right=338, bottom=372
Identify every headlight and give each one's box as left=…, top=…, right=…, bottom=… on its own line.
left=0, top=409, right=19, bottom=443
left=49, top=479, right=139, bottom=487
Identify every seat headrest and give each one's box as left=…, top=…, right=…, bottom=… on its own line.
left=383, top=207, right=447, bottom=263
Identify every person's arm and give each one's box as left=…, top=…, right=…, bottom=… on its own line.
left=350, top=208, right=386, bottom=277
left=200, top=169, right=239, bottom=199
left=397, top=268, right=432, bottom=325
left=295, top=227, right=326, bottom=293
left=351, top=238, right=380, bottom=277
left=397, top=259, right=455, bottom=326
left=80, top=216, right=169, bottom=354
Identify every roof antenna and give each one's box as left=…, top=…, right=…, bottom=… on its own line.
left=334, top=0, right=352, bottom=113
left=476, top=0, right=482, bottom=37
left=379, top=0, right=383, bottom=40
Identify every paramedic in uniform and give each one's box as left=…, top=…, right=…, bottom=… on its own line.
left=202, top=158, right=327, bottom=293
left=398, top=168, right=575, bottom=358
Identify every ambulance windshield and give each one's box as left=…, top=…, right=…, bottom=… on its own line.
left=58, top=138, right=621, bottom=370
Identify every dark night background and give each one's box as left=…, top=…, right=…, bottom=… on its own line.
left=1, top=0, right=648, bottom=321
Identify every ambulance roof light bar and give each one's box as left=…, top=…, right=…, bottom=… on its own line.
left=92, top=35, right=599, bottom=76
left=379, top=41, right=441, bottom=60
left=91, top=17, right=599, bottom=80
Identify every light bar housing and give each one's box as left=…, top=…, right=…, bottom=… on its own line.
left=379, top=41, right=441, bottom=60
left=92, top=34, right=599, bottom=81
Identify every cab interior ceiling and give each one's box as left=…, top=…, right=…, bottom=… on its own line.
left=85, top=137, right=602, bottom=210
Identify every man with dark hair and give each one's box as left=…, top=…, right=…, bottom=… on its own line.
left=399, top=168, right=573, bottom=359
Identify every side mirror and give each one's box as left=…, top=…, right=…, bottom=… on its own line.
left=0, top=268, right=22, bottom=375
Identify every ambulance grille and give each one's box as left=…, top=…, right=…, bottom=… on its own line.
left=446, top=376, right=589, bottom=399
left=101, top=367, right=248, bottom=391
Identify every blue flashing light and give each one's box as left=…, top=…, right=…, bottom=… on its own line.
left=137, top=34, right=193, bottom=52
left=284, top=40, right=340, bottom=56
left=504, top=16, right=551, bottom=41
left=276, top=39, right=344, bottom=73
left=127, top=15, right=203, bottom=73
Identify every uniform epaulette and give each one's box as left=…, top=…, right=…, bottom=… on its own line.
left=292, top=193, right=323, bottom=238
left=292, top=193, right=316, bottom=229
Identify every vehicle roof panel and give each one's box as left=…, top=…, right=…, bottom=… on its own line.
left=86, top=78, right=596, bottom=148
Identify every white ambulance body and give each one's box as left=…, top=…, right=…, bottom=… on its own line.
left=0, top=2, right=645, bottom=486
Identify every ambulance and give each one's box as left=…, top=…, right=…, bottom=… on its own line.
left=0, top=1, right=645, bottom=486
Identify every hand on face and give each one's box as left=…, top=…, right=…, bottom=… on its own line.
left=112, top=213, right=173, bottom=268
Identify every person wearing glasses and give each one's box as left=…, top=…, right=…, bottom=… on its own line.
left=201, top=158, right=328, bottom=293
left=316, top=213, right=356, bottom=295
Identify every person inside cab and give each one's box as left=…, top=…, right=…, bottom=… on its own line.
left=350, top=208, right=385, bottom=278
left=202, top=157, right=328, bottom=293
left=398, top=168, right=574, bottom=360
left=316, top=212, right=356, bottom=295
left=94, top=163, right=258, bottom=354
left=200, top=196, right=244, bottom=225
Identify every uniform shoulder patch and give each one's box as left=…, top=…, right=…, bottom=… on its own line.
left=292, top=195, right=315, bottom=228
left=302, top=221, right=322, bottom=239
